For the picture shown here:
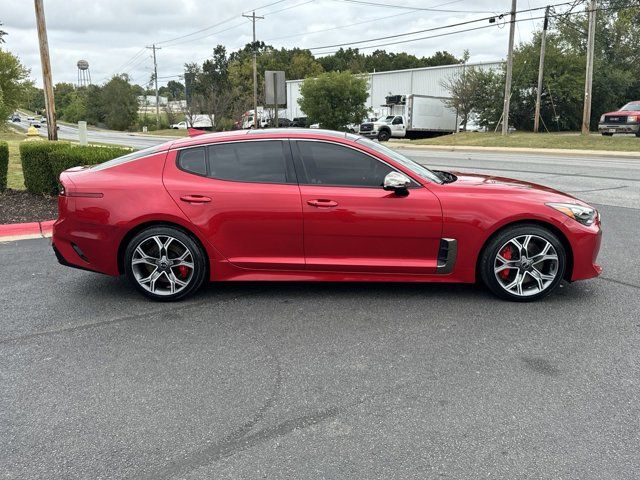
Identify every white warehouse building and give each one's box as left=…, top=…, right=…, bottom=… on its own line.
left=285, top=61, right=503, bottom=120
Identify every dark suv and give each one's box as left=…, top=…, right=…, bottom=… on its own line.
left=291, top=117, right=307, bottom=128
left=598, top=101, right=640, bottom=137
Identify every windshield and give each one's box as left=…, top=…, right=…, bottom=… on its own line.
left=355, top=137, right=443, bottom=184
left=621, top=102, right=640, bottom=111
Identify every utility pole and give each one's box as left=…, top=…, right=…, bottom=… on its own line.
left=581, top=0, right=597, bottom=135
left=147, top=44, right=161, bottom=128
left=501, top=0, right=517, bottom=135
left=534, top=6, right=550, bottom=133
left=34, top=0, right=57, bottom=140
left=242, top=11, right=264, bottom=128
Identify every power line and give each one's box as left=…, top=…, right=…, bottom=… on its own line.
left=334, top=0, right=493, bottom=13
left=307, top=1, right=577, bottom=51
left=310, top=6, right=615, bottom=55
left=263, top=0, right=467, bottom=41
left=155, top=0, right=287, bottom=46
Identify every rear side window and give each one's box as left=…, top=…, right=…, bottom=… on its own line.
left=207, top=141, right=288, bottom=183
left=295, top=141, right=394, bottom=187
left=177, top=147, right=206, bottom=176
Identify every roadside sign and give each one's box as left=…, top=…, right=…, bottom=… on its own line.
left=265, top=71, right=286, bottom=106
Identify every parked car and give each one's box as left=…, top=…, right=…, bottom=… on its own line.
left=52, top=129, right=602, bottom=302
left=266, top=117, right=292, bottom=128
left=291, top=117, right=307, bottom=128
left=598, top=101, right=640, bottom=136
left=11, top=115, right=21, bottom=122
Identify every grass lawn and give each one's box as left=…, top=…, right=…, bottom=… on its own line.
left=141, top=128, right=188, bottom=137
left=407, top=132, right=640, bottom=152
left=1, top=129, right=27, bottom=190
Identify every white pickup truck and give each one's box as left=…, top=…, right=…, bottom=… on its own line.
left=358, top=94, right=457, bottom=141
left=170, top=115, right=214, bottom=130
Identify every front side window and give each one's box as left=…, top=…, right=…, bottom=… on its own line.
left=296, top=141, right=394, bottom=187
left=207, top=141, right=288, bottom=183
left=392, top=116, right=404, bottom=125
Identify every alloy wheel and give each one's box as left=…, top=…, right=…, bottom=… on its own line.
left=131, top=235, right=194, bottom=296
left=493, top=234, right=559, bottom=297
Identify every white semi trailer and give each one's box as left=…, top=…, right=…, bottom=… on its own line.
left=358, top=94, right=457, bottom=141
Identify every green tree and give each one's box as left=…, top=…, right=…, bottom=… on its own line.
left=22, top=85, right=45, bottom=112
left=298, top=71, right=369, bottom=130
left=53, top=82, right=76, bottom=118
left=61, top=90, right=87, bottom=123
left=0, top=48, right=31, bottom=121
left=100, top=75, right=138, bottom=130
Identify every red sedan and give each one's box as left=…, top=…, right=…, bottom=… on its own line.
left=52, top=129, right=602, bottom=301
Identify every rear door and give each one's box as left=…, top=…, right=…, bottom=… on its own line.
left=163, top=139, right=304, bottom=270
left=292, top=139, right=442, bottom=274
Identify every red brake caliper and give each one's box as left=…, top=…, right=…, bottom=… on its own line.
left=499, top=246, right=512, bottom=279
left=178, top=265, right=189, bottom=279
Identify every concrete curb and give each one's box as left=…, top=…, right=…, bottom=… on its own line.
left=0, top=220, right=55, bottom=242
left=389, top=143, right=640, bottom=158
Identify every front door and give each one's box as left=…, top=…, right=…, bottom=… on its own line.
left=163, top=139, right=304, bottom=270
left=292, top=140, right=442, bottom=274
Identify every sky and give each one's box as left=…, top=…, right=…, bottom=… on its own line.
left=1, top=0, right=578, bottom=88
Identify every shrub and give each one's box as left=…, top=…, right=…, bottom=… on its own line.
left=20, top=141, right=132, bottom=195
left=0, top=141, right=8, bottom=191
left=49, top=145, right=132, bottom=183
left=20, top=141, right=70, bottom=195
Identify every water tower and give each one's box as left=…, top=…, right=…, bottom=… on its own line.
left=77, top=59, right=91, bottom=87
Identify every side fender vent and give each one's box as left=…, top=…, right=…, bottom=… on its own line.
left=437, top=238, right=458, bottom=274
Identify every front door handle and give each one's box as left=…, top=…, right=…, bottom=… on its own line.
left=180, top=195, right=212, bottom=204
left=307, top=199, right=338, bottom=208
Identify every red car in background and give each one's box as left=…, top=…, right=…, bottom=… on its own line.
left=598, top=101, right=640, bottom=136
left=52, top=129, right=602, bottom=302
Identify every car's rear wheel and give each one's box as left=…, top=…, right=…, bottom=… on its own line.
left=124, top=226, right=207, bottom=301
left=480, top=224, right=566, bottom=301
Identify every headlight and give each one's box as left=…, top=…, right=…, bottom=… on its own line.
left=627, top=115, right=638, bottom=123
left=547, top=202, right=597, bottom=226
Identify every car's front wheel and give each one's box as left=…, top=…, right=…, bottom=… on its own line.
left=124, top=226, right=207, bottom=301
left=480, top=224, right=566, bottom=301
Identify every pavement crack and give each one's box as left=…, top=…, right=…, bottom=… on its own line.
left=599, top=276, right=640, bottom=291
left=152, top=381, right=409, bottom=479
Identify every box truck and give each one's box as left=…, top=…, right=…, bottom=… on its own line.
left=358, top=94, right=457, bottom=141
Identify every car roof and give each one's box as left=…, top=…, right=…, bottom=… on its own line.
left=167, top=128, right=360, bottom=149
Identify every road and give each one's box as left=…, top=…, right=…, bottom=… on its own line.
left=11, top=114, right=173, bottom=149
left=1, top=149, right=639, bottom=479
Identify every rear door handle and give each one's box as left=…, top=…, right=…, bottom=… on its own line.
left=180, top=195, right=212, bottom=204
left=307, top=199, right=338, bottom=208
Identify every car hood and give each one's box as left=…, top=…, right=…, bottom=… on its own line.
left=447, top=171, right=588, bottom=205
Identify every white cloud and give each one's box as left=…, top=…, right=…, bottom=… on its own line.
left=1, top=0, right=561, bottom=87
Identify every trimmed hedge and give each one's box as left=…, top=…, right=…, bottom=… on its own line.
left=20, top=141, right=132, bottom=195
left=0, top=141, right=8, bottom=191
left=49, top=145, right=132, bottom=185
left=20, top=141, right=70, bottom=195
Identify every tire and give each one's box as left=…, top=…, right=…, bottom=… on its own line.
left=635, top=131, right=640, bottom=138
left=124, top=226, right=207, bottom=301
left=601, top=132, right=613, bottom=136
left=377, top=129, right=391, bottom=142
left=479, top=224, right=566, bottom=302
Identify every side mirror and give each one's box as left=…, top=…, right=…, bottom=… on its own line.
left=383, top=172, right=411, bottom=194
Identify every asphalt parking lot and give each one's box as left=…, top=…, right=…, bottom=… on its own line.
left=2, top=149, right=639, bottom=479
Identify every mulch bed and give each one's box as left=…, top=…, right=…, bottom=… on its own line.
left=0, top=189, right=58, bottom=224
